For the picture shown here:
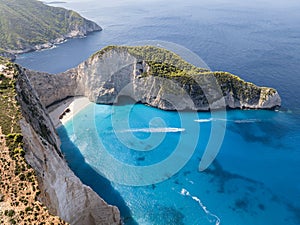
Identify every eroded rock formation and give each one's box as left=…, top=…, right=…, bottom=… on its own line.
left=27, top=46, right=281, bottom=110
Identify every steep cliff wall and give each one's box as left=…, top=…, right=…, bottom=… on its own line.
left=89, top=46, right=281, bottom=110
left=25, top=69, right=79, bottom=107
left=27, top=46, right=281, bottom=111
left=15, top=67, right=120, bottom=225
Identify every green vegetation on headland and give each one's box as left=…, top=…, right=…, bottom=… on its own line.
left=93, top=45, right=209, bottom=74
left=0, top=0, right=101, bottom=54
left=0, top=58, right=67, bottom=224
left=93, top=45, right=278, bottom=105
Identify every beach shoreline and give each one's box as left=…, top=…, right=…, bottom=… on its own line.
left=48, top=96, right=91, bottom=128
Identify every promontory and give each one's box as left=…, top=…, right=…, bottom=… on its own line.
left=31, top=45, right=281, bottom=111
left=0, top=0, right=102, bottom=58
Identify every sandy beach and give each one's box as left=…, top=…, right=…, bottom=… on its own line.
left=48, top=96, right=91, bottom=128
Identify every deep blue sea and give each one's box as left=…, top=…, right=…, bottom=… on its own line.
left=16, top=0, right=300, bottom=224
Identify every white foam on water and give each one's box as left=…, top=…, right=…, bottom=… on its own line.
left=70, top=133, right=77, bottom=142
left=194, top=119, right=213, bottom=123
left=37, top=45, right=57, bottom=52
left=194, top=118, right=227, bottom=123
left=118, top=127, right=185, bottom=133
left=180, top=188, right=221, bottom=225
left=233, top=119, right=261, bottom=123
left=195, top=118, right=261, bottom=124
left=49, top=45, right=58, bottom=49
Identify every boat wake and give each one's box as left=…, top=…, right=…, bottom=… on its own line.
left=118, top=127, right=185, bottom=133
left=180, top=188, right=221, bottom=225
left=194, top=118, right=261, bottom=124
left=194, top=119, right=215, bottom=123
left=233, top=119, right=261, bottom=123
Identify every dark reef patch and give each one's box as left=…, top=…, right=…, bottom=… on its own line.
left=287, top=204, right=300, bottom=224
left=136, top=156, right=145, bottom=161
left=203, top=160, right=259, bottom=193
left=148, top=205, right=185, bottom=225
left=258, top=203, right=265, bottom=211
left=227, top=118, right=290, bottom=149
left=235, top=198, right=249, bottom=211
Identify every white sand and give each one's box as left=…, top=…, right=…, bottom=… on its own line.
left=48, top=96, right=91, bottom=128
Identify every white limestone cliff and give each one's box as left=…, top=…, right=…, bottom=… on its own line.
left=15, top=67, right=121, bottom=225
left=27, top=46, right=281, bottom=111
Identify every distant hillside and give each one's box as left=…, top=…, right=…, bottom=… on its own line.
left=0, top=0, right=102, bottom=55
left=0, top=48, right=16, bottom=61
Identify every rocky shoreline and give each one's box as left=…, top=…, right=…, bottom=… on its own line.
left=0, top=0, right=102, bottom=60
left=9, top=25, right=102, bottom=55
left=1, top=25, right=102, bottom=59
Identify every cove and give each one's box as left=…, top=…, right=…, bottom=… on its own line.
left=57, top=102, right=300, bottom=225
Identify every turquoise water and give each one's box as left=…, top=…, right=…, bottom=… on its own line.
left=57, top=103, right=300, bottom=224
left=15, top=0, right=300, bottom=224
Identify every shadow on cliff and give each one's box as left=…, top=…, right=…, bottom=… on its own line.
left=57, top=126, right=138, bottom=225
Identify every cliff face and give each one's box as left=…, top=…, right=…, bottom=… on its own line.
left=31, top=46, right=280, bottom=110
left=15, top=67, right=120, bottom=225
left=89, top=47, right=281, bottom=110
left=24, top=69, right=79, bottom=107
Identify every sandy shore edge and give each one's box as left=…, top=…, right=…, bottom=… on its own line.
left=48, top=96, right=91, bottom=128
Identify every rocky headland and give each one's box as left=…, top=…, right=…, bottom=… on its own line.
left=0, top=0, right=102, bottom=57
left=28, top=45, right=281, bottom=111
